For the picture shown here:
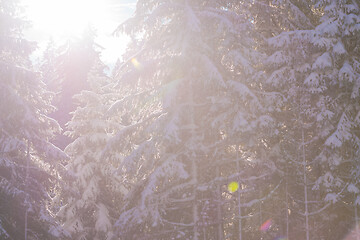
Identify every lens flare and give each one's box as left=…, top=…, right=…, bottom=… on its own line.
left=260, top=219, right=272, bottom=231
left=344, top=224, right=360, bottom=240
left=228, top=181, right=239, bottom=193
left=131, top=58, right=142, bottom=69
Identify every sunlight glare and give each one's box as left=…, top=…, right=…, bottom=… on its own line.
left=25, top=0, right=110, bottom=38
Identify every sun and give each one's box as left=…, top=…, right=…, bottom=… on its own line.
left=24, top=0, right=110, bottom=38
left=23, top=0, right=135, bottom=67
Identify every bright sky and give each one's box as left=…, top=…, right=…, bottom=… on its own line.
left=22, top=0, right=136, bottom=67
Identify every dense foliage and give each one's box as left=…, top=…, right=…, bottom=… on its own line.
left=1, top=0, right=359, bottom=239
left=0, top=0, right=67, bottom=239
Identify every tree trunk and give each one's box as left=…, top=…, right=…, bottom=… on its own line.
left=189, top=75, right=199, bottom=240
left=355, top=196, right=359, bottom=240
left=216, top=165, right=223, bottom=240
left=24, top=141, right=30, bottom=240
left=285, top=173, right=289, bottom=239
left=236, top=147, right=242, bottom=240
left=302, top=128, right=310, bottom=240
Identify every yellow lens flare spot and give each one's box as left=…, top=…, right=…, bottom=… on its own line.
left=131, top=58, right=142, bottom=69
left=228, top=181, right=239, bottom=193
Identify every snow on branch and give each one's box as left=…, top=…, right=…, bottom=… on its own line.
left=102, top=111, right=164, bottom=157
left=325, top=112, right=352, bottom=148
left=240, top=180, right=282, bottom=208
left=185, top=1, right=201, bottom=33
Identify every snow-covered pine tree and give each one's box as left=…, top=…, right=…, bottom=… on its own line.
left=56, top=56, right=124, bottom=239
left=106, top=0, right=288, bottom=239
left=190, top=1, right=318, bottom=239
left=258, top=0, right=360, bottom=239
left=40, top=38, right=61, bottom=105
left=200, top=1, right=286, bottom=239
left=104, top=0, right=270, bottom=239
left=309, top=0, right=360, bottom=239
left=50, top=27, right=101, bottom=150
left=0, top=0, right=67, bottom=239
left=243, top=1, right=320, bottom=239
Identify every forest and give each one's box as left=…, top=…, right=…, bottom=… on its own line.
left=1, top=0, right=360, bottom=239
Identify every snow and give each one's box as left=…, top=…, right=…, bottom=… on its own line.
left=79, top=178, right=99, bottom=206
left=310, top=35, right=333, bottom=49
left=325, top=133, right=343, bottom=148
left=201, top=54, right=226, bottom=87
left=164, top=115, right=181, bottom=144
left=296, top=63, right=311, bottom=73
left=0, top=221, right=9, bottom=238
left=197, top=185, right=208, bottom=191
left=266, top=67, right=286, bottom=86
left=339, top=61, right=355, bottom=83
left=257, top=115, right=274, bottom=128
left=2, top=138, right=20, bottom=153
left=228, top=80, right=259, bottom=104
left=233, top=112, right=248, bottom=131
left=265, top=51, right=290, bottom=67
left=304, top=72, right=320, bottom=87
left=162, top=79, right=181, bottom=109
left=185, top=2, right=201, bottom=32
left=344, top=13, right=360, bottom=33
left=325, top=193, right=337, bottom=203
left=356, top=111, right=360, bottom=124
left=325, top=113, right=352, bottom=148
left=316, top=109, right=334, bottom=122
left=316, top=18, right=339, bottom=36
left=348, top=184, right=359, bottom=193
left=107, top=98, right=123, bottom=116
left=95, top=204, right=111, bottom=232
left=333, top=41, right=347, bottom=55
left=89, top=132, right=109, bottom=144
left=65, top=205, right=76, bottom=221
left=268, top=33, right=291, bottom=48
left=312, top=52, right=332, bottom=70
left=77, top=162, right=96, bottom=185
left=352, top=78, right=360, bottom=98
left=199, top=8, right=237, bottom=34
left=3, top=0, right=360, bottom=239
left=226, top=49, right=253, bottom=74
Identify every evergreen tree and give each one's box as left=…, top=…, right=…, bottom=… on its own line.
left=106, top=0, right=277, bottom=239
left=257, top=0, right=360, bottom=239
left=0, top=0, right=67, bottom=239
left=50, top=27, right=102, bottom=150
left=56, top=57, right=124, bottom=239
left=41, top=38, right=61, bottom=104
left=312, top=0, right=360, bottom=239
left=1, top=0, right=357, bottom=238
left=202, top=1, right=286, bottom=239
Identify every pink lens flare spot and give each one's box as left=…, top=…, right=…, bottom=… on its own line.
left=260, top=219, right=272, bottom=231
